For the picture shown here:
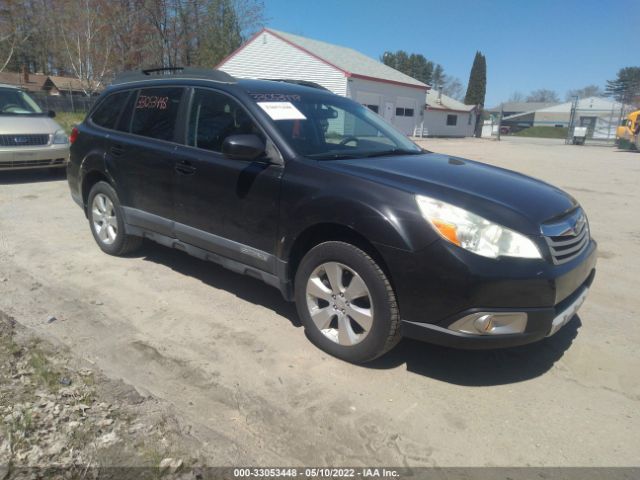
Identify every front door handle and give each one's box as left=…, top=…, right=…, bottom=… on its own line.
left=174, top=160, right=196, bottom=175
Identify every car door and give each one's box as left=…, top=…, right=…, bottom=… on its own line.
left=105, top=87, right=186, bottom=237
left=172, top=87, right=283, bottom=272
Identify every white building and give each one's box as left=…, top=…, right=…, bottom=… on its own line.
left=502, top=97, right=625, bottom=139
left=217, top=28, right=429, bottom=135
left=421, top=90, right=477, bottom=137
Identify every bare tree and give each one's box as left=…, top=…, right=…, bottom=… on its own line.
left=526, top=89, right=560, bottom=103
left=58, top=0, right=113, bottom=94
left=442, top=75, right=464, bottom=101
left=1, top=0, right=266, bottom=88
left=507, top=91, right=525, bottom=102
left=565, top=85, right=604, bottom=101
left=0, top=0, right=33, bottom=72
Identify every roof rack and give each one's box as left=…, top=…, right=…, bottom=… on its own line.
left=112, top=67, right=236, bottom=86
left=262, top=79, right=329, bottom=91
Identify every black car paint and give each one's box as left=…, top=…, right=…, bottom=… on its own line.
left=67, top=77, right=596, bottom=349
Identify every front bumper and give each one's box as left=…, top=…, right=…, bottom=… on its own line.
left=378, top=237, right=597, bottom=349
left=0, top=144, right=69, bottom=171
left=401, top=274, right=593, bottom=349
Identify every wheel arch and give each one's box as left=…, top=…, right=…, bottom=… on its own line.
left=286, top=223, right=395, bottom=292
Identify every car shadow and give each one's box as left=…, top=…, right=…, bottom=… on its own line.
left=0, top=168, right=67, bottom=185
left=368, top=316, right=581, bottom=386
left=138, top=241, right=579, bottom=386
left=139, top=241, right=300, bottom=327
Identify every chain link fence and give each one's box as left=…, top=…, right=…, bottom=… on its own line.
left=565, top=98, right=630, bottom=146
left=30, top=92, right=97, bottom=114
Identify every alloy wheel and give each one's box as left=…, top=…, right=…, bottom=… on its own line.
left=305, top=262, right=374, bottom=346
left=91, top=193, right=118, bottom=245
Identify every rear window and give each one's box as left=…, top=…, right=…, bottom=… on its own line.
left=131, top=87, right=184, bottom=141
left=91, top=91, right=130, bottom=129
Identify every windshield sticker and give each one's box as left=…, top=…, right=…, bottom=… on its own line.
left=136, top=95, right=169, bottom=110
left=250, top=93, right=301, bottom=102
left=257, top=101, right=307, bottom=121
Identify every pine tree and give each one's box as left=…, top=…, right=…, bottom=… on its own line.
left=464, top=51, right=486, bottom=107
left=381, top=50, right=436, bottom=85
left=605, top=67, right=640, bottom=103
left=431, top=64, right=445, bottom=89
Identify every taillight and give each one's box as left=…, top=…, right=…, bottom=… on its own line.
left=69, top=127, right=79, bottom=144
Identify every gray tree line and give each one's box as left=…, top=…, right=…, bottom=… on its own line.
left=0, top=0, right=265, bottom=94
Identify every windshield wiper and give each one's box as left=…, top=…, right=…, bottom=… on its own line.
left=306, top=148, right=423, bottom=161
left=362, top=148, right=423, bottom=158
left=306, top=152, right=362, bottom=160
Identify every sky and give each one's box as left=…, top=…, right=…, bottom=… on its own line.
left=263, top=0, right=639, bottom=107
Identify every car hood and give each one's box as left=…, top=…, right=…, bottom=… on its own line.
left=0, top=116, right=61, bottom=134
left=321, top=152, right=578, bottom=235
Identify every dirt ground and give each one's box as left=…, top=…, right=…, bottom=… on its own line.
left=0, top=136, right=639, bottom=467
left=0, top=310, right=203, bottom=478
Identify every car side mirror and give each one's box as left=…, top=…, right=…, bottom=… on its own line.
left=48, top=110, right=56, bottom=118
left=222, top=134, right=265, bottom=161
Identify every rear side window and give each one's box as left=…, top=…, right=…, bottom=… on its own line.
left=91, top=91, right=130, bottom=129
left=187, top=88, right=262, bottom=152
left=131, top=87, right=184, bottom=141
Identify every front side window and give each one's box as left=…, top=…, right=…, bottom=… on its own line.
left=0, top=88, right=43, bottom=115
left=187, top=88, right=262, bottom=152
left=91, top=91, right=130, bottom=129
left=131, top=87, right=184, bottom=141
left=250, top=92, right=421, bottom=160
left=447, top=114, right=458, bottom=126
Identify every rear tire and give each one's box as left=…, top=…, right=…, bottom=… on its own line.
left=87, top=181, right=142, bottom=256
left=294, top=241, right=400, bottom=363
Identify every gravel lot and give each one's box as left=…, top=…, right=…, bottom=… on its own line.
left=0, top=136, right=639, bottom=467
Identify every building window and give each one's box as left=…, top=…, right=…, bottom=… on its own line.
left=364, top=104, right=379, bottom=113
left=447, top=114, right=458, bottom=126
left=468, top=114, right=472, bottom=125
left=395, top=107, right=415, bottom=117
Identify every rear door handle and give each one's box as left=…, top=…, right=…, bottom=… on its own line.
left=174, top=160, right=196, bottom=175
left=110, top=144, right=125, bottom=157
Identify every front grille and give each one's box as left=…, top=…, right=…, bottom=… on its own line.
left=0, top=158, right=66, bottom=169
left=0, top=134, right=50, bottom=147
left=542, top=209, right=590, bottom=265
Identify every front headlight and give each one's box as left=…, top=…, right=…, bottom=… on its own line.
left=415, top=194, right=541, bottom=259
left=53, top=129, right=68, bottom=144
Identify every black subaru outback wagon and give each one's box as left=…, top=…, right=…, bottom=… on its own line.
left=67, top=68, right=596, bottom=363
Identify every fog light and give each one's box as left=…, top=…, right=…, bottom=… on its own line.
left=449, top=312, right=528, bottom=335
left=473, top=314, right=494, bottom=333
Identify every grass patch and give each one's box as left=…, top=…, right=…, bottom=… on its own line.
left=6, top=407, right=35, bottom=453
left=28, top=344, right=62, bottom=391
left=54, top=112, right=86, bottom=134
left=512, top=126, right=568, bottom=139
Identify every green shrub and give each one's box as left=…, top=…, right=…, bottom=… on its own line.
left=54, top=112, right=86, bottom=134
left=512, top=126, right=568, bottom=139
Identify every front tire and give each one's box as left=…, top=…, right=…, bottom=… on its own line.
left=294, top=241, right=400, bottom=363
left=87, top=181, right=142, bottom=256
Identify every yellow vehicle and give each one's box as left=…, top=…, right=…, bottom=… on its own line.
left=616, top=110, right=640, bottom=150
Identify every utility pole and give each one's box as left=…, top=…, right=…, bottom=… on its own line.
left=496, top=104, right=504, bottom=141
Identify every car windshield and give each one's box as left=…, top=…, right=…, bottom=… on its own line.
left=0, top=88, right=44, bottom=116
left=251, top=91, right=422, bottom=159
